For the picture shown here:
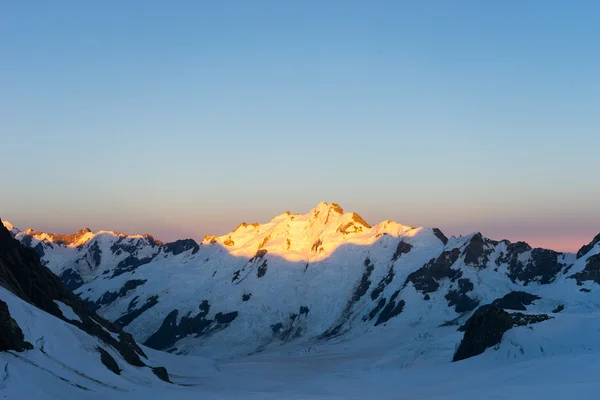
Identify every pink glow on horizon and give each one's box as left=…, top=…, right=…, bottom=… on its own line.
left=4, top=215, right=595, bottom=254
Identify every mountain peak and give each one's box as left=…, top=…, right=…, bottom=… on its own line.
left=1, top=220, right=15, bottom=231
left=19, top=226, right=95, bottom=247
left=576, top=233, right=600, bottom=259
left=310, top=201, right=345, bottom=216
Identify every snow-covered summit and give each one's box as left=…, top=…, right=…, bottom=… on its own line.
left=2, top=220, right=20, bottom=237
left=204, top=201, right=418, bottom=262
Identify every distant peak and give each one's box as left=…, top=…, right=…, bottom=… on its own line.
left=20, top=227, right=94, bottom=246
left=232, top=222, right=261, bottom=233
left=432, top=228, right=449, bottom=245
left=0, top=218, right=14, bottom=243
left=1, top=220, right=16, bottom=232
left=310, top=201, right=345, bottom=216
left=349, top=212, right=371, bottom=229
left=577, top=233, right=600, bottom=259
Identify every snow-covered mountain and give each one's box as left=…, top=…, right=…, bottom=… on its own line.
left=5, top=204, right=600, bottom=399
left=5, top=202, right=600, bottom=363
left=0, top=217, right=175, bottom=398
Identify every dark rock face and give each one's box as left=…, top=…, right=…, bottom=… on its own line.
left=250, top=249, right=268, bottom=262
left=215, top=311, right=238, bottom=324
left=463, top=233, right=497, bottom=269
left=115, top=295, right=159, bottom=328
left=432, top=228, right=448, bottom=245
left=500, top=244, right=566, bottom=285
left=577, top=233, right=600, bottom=259
left=496, top=241, right=531, bottom=271
left=453, top=305, right=552, bottom=362
left=392, top=241, right=413, bottom=262
left=98, top=346, right=121, bottom=375
left=163, top=239, right=200, bottom=256
left=242, top=293, right=251, bottom=302
left=144, top=300, right=238, bottom=350
left=369, top=241, right=412, bottom=302
left=311, top=239, right=323, bottom=253
left=231, top=250, right=269, bottom=283
left=570, top=254, right=600, bottom=285
left=353, top=258, right=375, bottom=302
left=374, top=291, right=405, bottom=326
left=60, top=268, right=84, bottom=290
left=0, top=218, right=169, bottom=379
left=89, top=242, right=102, bottom=269
left=320, top=259, right=375, bottom=339
left=491, top=291, right=540, bottom=311
left=110, top=235, right=162, bottom=256
left=33, top=242, right=46, bottom=258
left=271, top=306, right=312, bottom=341
left=94, top=279, right=147, bottom=309
left=271, top=322, right=283, bottom=334
left=111, top=256, right=155, bottom=278
left=366, top=298, right=386, bottom=321
left=256, top=260, right=268, bottom=278
left=152, top=366, right=171, bottom=383
left=405, top=248, right=462, bottom=294
left=453, top=306, right=513, bottom=362
left=445, top=278, right=479, bottom=313
left=0, top=299, right=33, bottom=352
left=552, top=304, right=565, bottom=313
left=371, top=268, right=394, bottom=301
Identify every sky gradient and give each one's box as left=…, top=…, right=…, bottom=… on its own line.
left=2, top=1, right=599, bottom=252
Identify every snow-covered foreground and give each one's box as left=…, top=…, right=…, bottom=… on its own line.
left=3, top=279, right=600, bottom=400
left=4, top=333, right=600, bottom=399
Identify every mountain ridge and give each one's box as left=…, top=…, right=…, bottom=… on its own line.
left=5, top=200, right=587, bottom=256
left=0, top=216, right=174, bottom=397
left=3, top=203, right=600, bottom=361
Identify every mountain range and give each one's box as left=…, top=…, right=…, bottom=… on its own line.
left=4, top=201, right=600, bottom=363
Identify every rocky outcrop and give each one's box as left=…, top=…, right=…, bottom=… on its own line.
left=374, top=292, right=405, bottom=326
left=570, top=254, right=600, bottom=285
left=577, top=233, right=600, bottom=259
left=93, top=279, right=148, bottom=309
left=59, top=268, right=84, bottom=290
left=144, top=300, right=239, bottom=350
left=491, top=291, right=540, bottom=311
left=445, top=278, right=479, bottom=313
left=462, top=233, right=497, bottom=269
left=501, top=245, right=566, bottom=285
left=0, top=299, right=33, bottom=352
left=163, top=239, right=200, bottom=255
left=97, top=346, right=121, bottom=375
left=115, top=295, right=159, bottom=328
left=405, top=249, right=462, bottom=294
left=151, top=366, right=171, bottom=383
left=453, top=305, right=552, bottom=362
left=432, top=228, right=448, bottom=245
left=111, top=255, right=155, bottom=278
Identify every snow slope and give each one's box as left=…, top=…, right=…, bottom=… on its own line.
left=0, top=286, right=174, bottom=399
left=4, top=289, right=600, bottom=399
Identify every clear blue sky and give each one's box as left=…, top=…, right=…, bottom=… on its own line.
left=2, top=1, right=599, bottom=251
